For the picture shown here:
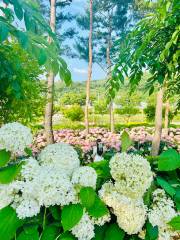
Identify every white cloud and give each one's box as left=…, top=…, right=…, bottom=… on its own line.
left=73, top=68, right=87, bottom=74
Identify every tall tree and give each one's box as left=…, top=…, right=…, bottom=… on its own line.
left=75, top=0, right=138, bottom=132
left=45, top=0, right=56, bottom=144
left=85, top=0, right=93, bottom=133
left=109, top=0, right=179, bottom=155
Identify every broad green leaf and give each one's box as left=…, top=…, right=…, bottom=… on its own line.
left=93, top=224, right=108, bottom=240
left=59, top=232, right=76, bottom=240
left=174, top=188, right=180, bottom=211
left=156, top=177, right=176, bottom=197
left=0, top=149, right=11, bottom=167
left=158, top=149, right=180, bottom=171
left=121, top=130, right=133, bottom=152
left=80, top=187, right=96, bottom=208
left=104, top=223, right=125, bottom=240
left=41, top=226, right=60, bottom=240
left=87, top=196, right=108, bottom=218
left=0, top=22, right=9, bottom=42
left=145, top=221, right=158, bottom=240
left=0, top=162, right=23, bottom=184
left=61, top=204, right=83, bottom=231
left=49, top=206, right=61, bottom=221
left=168, top=216, right=180, bottom=230
left=143, top=182, right=156, bottom=207
left=16, top=31, right=28, bottom=49
left=0, top=206, right=23, bottom=240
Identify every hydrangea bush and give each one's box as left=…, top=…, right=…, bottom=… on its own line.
left=0, top=122, right=179, bottom=240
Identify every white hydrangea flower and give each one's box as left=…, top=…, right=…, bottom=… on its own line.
left=0, top=184, right=14, bottom=209
left=99, top=181, right=147, bottom=235
left=0, top=122, right=32, bottom=154
left=92, top=212, right=111, bottom=226
left=109, top=153, right=153, bottom=199
left=71, top=212, right=95, bottom=240
left=148, top=189, right=177, bottom=228
left=39, top=143, right=80, bottom=175
left=71, top=166, right=97, bottom=189
left=15, top=198, right=40, bottom=219
left=21, top=157, right=40, bottom=180
left=36, top=166, right=76, bottom=207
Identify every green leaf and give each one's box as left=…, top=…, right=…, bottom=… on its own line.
left=61, top=204, right=83, bottom=231
left=93, top=224, right=108, bottom=240
left=13, top=0, right=23, bottom=20
left=49, top=206, right=61, bottom=221
left=156, top=177, right=176, bottom=197
left=59, top=232, right=76, bottom=240
left=41, top=225, right=60, bottom=240
left=0, top=206, right=23, bottom=240
left=168, top=216, right=180, bottom=230
left=80, top=187, right=96, bottom=208
left=24, top=147, right=33, bottom=157
left=0, top=162, right=23, bottom=184
left=38, top=48, right=47, bottom=65
left=174, top=188, right=180, bottom=211
left=16, top=31, right=28, bottom=49
left=121, top=130, right=133, bottom=152
left=0, top=149, right=11, bottom=167
left=0, top=22, right=9, bottom=42
left=17, top=225, right=39, bottom=240
left=104, top=223, right=125, bottom=240
left=145, top=221, right=158, bottom=240
left=87, top=196, right=108, bottom=218
left=158, top=149, right=180, bottom=171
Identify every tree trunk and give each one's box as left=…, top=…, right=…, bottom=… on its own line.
left=151, top=88, right=163, bottom=156
left=106, top=12, right=114, bottom=133
left=85, top=0, right=93, bottom=134
left=164, top=99, right=170, bottom=136
left=44, top=0, right=56, bottom=144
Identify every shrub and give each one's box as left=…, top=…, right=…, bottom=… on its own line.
left=62, top=105, right=84, bottom=121
left=0, top=123, right=180, bottom=240
left=144, top=105, right=174, bottom=122
left=115, top=106, right=140, bottom=115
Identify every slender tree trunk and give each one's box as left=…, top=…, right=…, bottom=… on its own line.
left=164, top=99, right=170, bottom=136
left=107, top=11, right=114, bottom=133
left=44, top=0, right=56, bottom=144
left=85, top=0, right=93, bottom=134
left=151, top=88, right=164, bottom=156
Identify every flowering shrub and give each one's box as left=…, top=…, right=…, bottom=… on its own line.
left=0, top=122, right=179, bottom=240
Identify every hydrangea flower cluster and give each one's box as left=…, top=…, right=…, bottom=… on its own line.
left=148, top=189, right=179, bottom=240
left=99, top=181, right=147, bottom=235
left=39, top=142, right=80, bottom=175
left=109, top=152, right=153, bottom=199
left=0, top=122, right=32, bottom=154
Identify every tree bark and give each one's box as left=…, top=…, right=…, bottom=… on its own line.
left=85, top=0, right=93, bottom=134
left=44, top=0, right=56, bottom=144
left=164, top=99, right=170, bottom=136
left=106, top=11, right=114, bottom=133
left=151, top=88, right=164, bottom=156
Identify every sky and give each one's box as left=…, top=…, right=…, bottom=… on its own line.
left=61, top=0, right=106, bottom=82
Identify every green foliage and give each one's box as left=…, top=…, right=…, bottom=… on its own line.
left=144, top=105, right=174, bottom=122
left=115, top=106, right=140, bottom=115
left=60, top=92, right=86, bottom=106
left=0, top=43, right=45, bottom=125
left=61, top=204, right=83, bottom=231
left=0, top=0, right=71, bottom=84
left=0, top=162, right=24, bottom=184
left=62, top=105, right=84, bottom=122
left=80, top=187, right=96, bottom=208
left=168, top=216, right=180, bottom=230
left=121, top=131, right=133, bottom=152
left=145, top=221, right=158, bottom=240
left=156, top=177, right=176, bottom=197
left=104, top=223, right=125, bottom=240
left=86, top=195, right=109, bottom=218
left=94, top=100, right=108, bottom=114
left=158, top=149, right=180, bottom=171
left=0, top=206, right=23, bottom=240
left=109, top=0, right=180, bottom=101
left=0, top=149, right=11, bottom=167
left=17, top=225, right=39, bottom=240
left=41, top=225, right=60, bottom=240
